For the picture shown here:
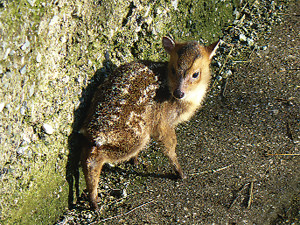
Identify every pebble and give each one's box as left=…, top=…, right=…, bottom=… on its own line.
left=42, top=123, right=54, bottom=134
left=29, top=83, right=35, bottom=97
left=36, top=53, right=42, bottom=63
left=247, top=38, right=254, bottom=46
left=233, top=9, right=240, bottom=19
left=49, top=15, right=60, bottom=26
left=216, top=75, right=222, bottom=81
left=21, top=39, right=30, bottom=51
left=62, top=76, right=70, bottom=83
left=21, top=56, right=25, bottom=65
left=5, top=103, right=11, bottom=111
left=27, top=0, right=36, bottom=7
left=19, top=65, right=26, bottom=74
left=3, top=48, right=10, bottom=60
left=9, top=50, right=15, bottom=56
left=17, top=146, right=29, bottom=155
left=226, top=69, right=232, bottom=75
left=20, top=106, right=26, bottom=115
left=239, top=33, right=247, bottom=42
left=0, top=102, right=5, bottom=112
left=122, top=188, right=127, bottom=198
left=171, top=0, right=178, bottom=10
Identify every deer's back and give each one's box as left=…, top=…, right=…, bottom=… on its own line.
left=81, top=62, right=162, bottom=147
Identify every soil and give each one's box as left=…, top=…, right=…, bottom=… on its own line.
left=58, top=2, right=299, bottom=224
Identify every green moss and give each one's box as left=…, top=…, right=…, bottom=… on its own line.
left=166, top=0, right=235, bottom=43
left=4, top=160, right=67, bottom=224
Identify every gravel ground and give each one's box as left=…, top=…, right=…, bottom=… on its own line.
left=56, top=1, right=299, bottom=224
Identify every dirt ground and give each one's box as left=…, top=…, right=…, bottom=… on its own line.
left=59, top=2, right=299, bottom=224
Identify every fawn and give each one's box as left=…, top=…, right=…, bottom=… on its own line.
left=80, top=36, right=219, bottom=210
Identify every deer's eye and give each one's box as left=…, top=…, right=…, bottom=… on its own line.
left=192, top=72, right=199, bottom=78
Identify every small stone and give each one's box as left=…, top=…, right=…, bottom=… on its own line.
left=122, top=189, right=127, bottom=198
left=20, top=66, right=26, bottom=74
left=233, top=9, right=240, bottom=19
left=247, top=38, right=254, bottom=46
left=216, top=75, right=222, bottom=81
left=0, top=102, right=5, bottom=112
left=171, top=0, right=178, bottom=10
left=9, top=50, right=15, bottom=56
left=3, top=48, right=10, bottom=60
left=29, top=83, right=35, bottom=97
left=21, top=39, right=30, bottom=51
left=21, top=56, right=25, bottom=65
left=42, top=123, right=54, bottom=134
left=233, top=20, right=239, bottom=25
left=49, top=15, right=60, bottom=26
left=5, top=103, right=11, bottom=111
left=20, top=106, right=26, bottom=115
left=60, top=36, right=67, bottom=43
left=239, top=33, right=247, bottom=42
left=17, top=146, right=29, bottom=155
left=224, top=70, right=232, bottom=78
left=27, top=0, right=36, bottom=7
left=62, top=76, right=70, bottom=83
left=76, top=76, right=83, bottom=83
left=36, top=53, right=42, bottom=63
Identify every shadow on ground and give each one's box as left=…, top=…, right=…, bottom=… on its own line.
left=65, top=59, right=117, bottom=209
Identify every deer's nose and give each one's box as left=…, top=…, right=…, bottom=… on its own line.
left=173, top=89, right=185, bottom=99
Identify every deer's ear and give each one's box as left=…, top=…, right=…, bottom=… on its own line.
left=162, top=36, right=175, bottom=54
left=206, top=40, right=220, bottom=60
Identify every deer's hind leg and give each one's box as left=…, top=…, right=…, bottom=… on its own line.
left=81, top=145, right=105, bottom=210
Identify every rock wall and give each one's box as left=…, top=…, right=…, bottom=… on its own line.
left=0, top=0, right=237, bottom=223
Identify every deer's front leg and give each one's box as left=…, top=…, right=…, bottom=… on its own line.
left=159, top=127, right=186, bottom=179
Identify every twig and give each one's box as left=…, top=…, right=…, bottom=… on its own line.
left=189, top=164, right=233, bottom=176
left=229, top=182, right=250, bottom=209
left=267, top=153, right=299, bottom=156
left=232, top=60, right=251, bottom=63
left=241, top=2, right=249, bottom=13
left=275, top=97, right=295, bottom=103
left=247, top=181, right=254, bottom=209
left=219, top=46, right=234, bottom=75
left=221, top=77, right=228, bottom=97
left=212, top=45, right=234, bottom=88
left=247, top=46, right=257, bottom=59
left=97, top=199, right=155, bottom=223
left=277, top=12, right=299, bottom=16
